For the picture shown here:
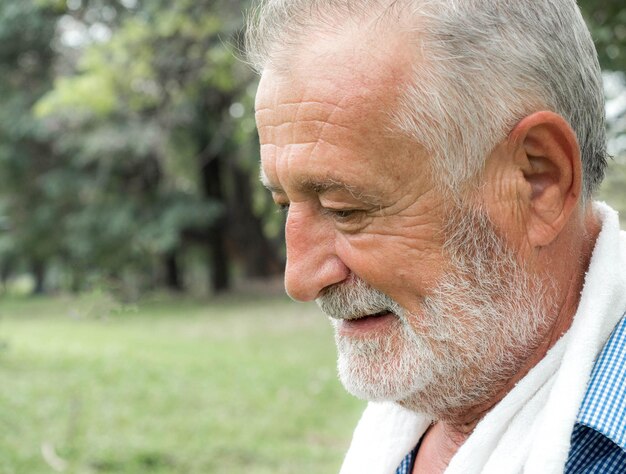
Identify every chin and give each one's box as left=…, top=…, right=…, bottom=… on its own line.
left=337, top=360, right=428, bottom=403
left=334, top=323, right=429, bottom=403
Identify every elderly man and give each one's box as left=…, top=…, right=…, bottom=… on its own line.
left=247, top=0, right=626, bottom=472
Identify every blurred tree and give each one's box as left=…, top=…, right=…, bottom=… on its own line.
left=0, top=0, right=67, bottom=293
left=579, top=0, right=626, bottom=72
left=35, top=0, right=283, bottom=294
left=578, top=1, right=626, bottom=221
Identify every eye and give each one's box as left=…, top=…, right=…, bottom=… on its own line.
left=331, top=209, right=357, bottom=220
left=323, top=207, right=363, bottom=223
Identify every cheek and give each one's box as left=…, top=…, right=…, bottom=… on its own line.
left=335, top=230, right=446, bottom=301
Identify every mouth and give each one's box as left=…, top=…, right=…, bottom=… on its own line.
left=331, top=309, right=392, bottom=321
left=334, top=310, right=397, bottom=337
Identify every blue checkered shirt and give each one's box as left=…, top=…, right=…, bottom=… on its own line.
left=396, top=316, right=626, bottom=474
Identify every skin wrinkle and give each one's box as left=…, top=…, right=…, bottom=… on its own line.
left=257, top=94, right=355, bottom=155
left=264, top=142, right=419, bottom=211
left=254, top=103, right=348, bottom=115
left=260, top=138, right=344, bottom=149
left=258, top=119, right=354, bottom=133
left=313, top=180, right=384, bottom=208
left=337, top=227, right=443, bottom=262
left=291, top=89, right=304, bottom=152
left=262, top=169, right=391, bottom=212
left=309, top=94, right=354, bottom=164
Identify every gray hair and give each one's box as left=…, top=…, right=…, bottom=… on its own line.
left=246, top=0, right=607, bottom=200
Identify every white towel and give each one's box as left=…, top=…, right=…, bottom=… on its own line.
left=340, top=202, right=626, bottom=474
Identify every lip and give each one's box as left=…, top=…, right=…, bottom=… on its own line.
left=336, top=311, right=396, bottom=337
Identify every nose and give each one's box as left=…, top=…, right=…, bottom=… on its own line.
left=284, top=205, right=350, bottom=301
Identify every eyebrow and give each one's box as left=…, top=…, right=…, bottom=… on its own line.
left=260, top=170, right=383, bottom=206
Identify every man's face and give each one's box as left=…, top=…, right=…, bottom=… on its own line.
left=255, top=33, right=551, bottom=418
left=256, top=31, right=446, bottom=327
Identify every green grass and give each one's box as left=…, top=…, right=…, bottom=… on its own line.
left=0, top=294, right=365, bottom=473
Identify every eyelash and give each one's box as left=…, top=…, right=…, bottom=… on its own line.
left=322, top=208, right=360, bottom=221
left=275, top=202, right=364, bottom=224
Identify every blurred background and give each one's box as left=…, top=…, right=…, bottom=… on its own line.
left=0, top=0, right=624, bottom=472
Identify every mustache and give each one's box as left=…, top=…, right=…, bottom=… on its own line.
left=315, top=276, right=403, bottom=320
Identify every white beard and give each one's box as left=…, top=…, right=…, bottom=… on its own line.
left=332, top=316, right=431, bottom=402
left=318, top=206, right=554, bottom=420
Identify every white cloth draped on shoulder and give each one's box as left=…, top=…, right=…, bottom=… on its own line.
left=340, top=202, right=626, bottom=474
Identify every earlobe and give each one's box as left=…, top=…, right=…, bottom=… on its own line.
left=510, top=111, right=582, bottom=248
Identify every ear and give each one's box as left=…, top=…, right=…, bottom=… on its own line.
left=508, top=111, right=582, bottom=247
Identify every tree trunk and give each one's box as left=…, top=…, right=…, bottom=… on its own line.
left=207, top=225, right=229, bottom=292
left=229, top=165, right=284, bottom=278
left=70, top=271, right=82, bottom=294
left=0, top=258, right=14, bottom=293
left=197, top=100, right=231, bottom=293
left=164, top=251, right=183, bottom=292
left=32, top=260, right=46, bottom=295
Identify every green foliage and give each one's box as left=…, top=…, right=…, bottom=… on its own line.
left=36, top=73, right=118, bottom=117
left=599, top=157, right=626, bottom=227
left=578, top=2, right=626, bottom=217
left=0, top=0, right=279, bottom=293
left=0, top=295, right=364, bottom=472
left=0, top=1, right=64, bottom=290
left=579, top=0, right=626, bottom=73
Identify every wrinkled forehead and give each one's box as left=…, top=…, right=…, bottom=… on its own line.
left=254, top=26, right=415, bottom=115
left=254, top=29, right=428, bottom=196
